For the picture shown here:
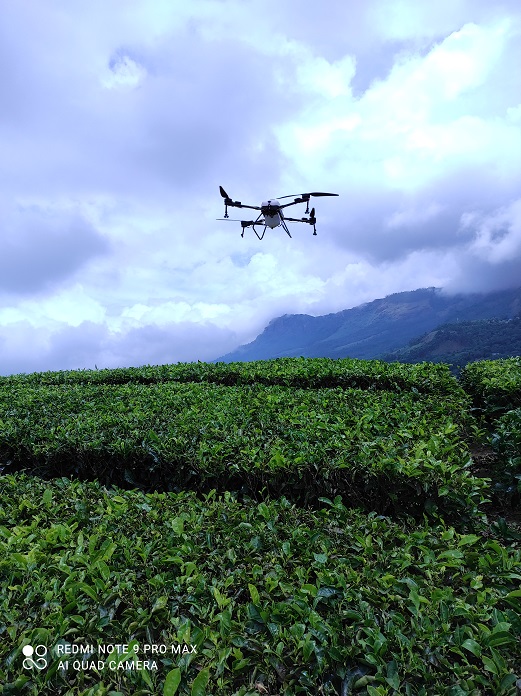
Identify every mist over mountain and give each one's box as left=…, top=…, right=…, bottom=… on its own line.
left=217, top=286, right=521, bottom=363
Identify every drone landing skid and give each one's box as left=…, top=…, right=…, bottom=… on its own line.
left=240, top=221, right=292, bottom=240
left=246, top=224, right=267, bottom=240
left=279, top=219, right=292, bottom=239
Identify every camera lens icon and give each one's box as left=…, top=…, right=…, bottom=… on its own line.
left=22, top=644, right=48, bottom=670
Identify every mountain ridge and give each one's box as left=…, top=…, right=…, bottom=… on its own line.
left=381, top=316, right=521, bottom=368
left=217, top=286, right=521, bottom=363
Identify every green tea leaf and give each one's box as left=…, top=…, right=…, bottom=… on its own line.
left=170, top=517, right=185, bottom=535
left=75, top=582, right=98, bottom=602
left=163, top=667, right=181, bottom=696
left=212, top=586, right=230, bottom=610
left=152, top=595, right=169, bottom=614
left=438, top=550, right=464, bottom=560
left=385, top=659, right=400, bottom=689
left=457, top=534, right=480, bottom=547
left=482, top=656, right=499, bottom=674
left=248, top=584, right=260, bottom=605
left=461, top=639, right=481, bottom=657
left=191, top=667, right=210, bottom=696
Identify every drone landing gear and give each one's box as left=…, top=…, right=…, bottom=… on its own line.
left=241, top=220, right=293, bottom=239
left=254, top=225, right=267, bottom=240
left=244, top=223, right=269, bottom=240
left=240, top=220, right=267, bottom=239
left=280, top=219, right=292, bottom=238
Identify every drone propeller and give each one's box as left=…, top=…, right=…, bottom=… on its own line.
left=217, top=218, right=254, bottom=223
left=277, top=192, right=338, bottom=199
left=219, top=186, right=230, bottom=199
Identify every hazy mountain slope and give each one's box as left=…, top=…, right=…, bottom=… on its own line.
left=380, top=316, right=521, bottom=367
left=217, top=286, right=521, bottom=362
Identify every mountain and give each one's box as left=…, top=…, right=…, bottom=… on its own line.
left=217, top=286, right=521, bottom=363
left=380, top=316, right=521, bottom=369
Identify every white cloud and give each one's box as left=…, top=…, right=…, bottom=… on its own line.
left=464, top=199, right=521, bottom=263
left=0, top=285, right=106, bottom=328
left=386, top=203, right=445, bottom=230
left=101, top=54, right=147, bottom=90
left=0, top=0, right=520, bottom=374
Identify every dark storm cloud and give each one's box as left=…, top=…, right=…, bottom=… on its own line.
left=0, top=207, right=109, bottom=295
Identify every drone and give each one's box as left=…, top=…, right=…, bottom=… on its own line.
left=218, top=186, right=338, bottom=239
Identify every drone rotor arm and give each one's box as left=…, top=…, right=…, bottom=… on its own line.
left=278, top=199, right=307, bottom=210
left=223, top=202, right=262, bottom=211
left=219, top=186, right=262, bottom=219
left=282, top=209, right=317, bottom=234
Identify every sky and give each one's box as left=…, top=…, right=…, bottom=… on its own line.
left=1, top=0, right=520, bottom=375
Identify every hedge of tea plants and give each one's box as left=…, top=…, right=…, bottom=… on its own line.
left=460, top=357, right=521, bottom=420
left=0, top=357, right=461, bottom=396
left=0, top=474, right=520, bottom=696
left=1, top=358, right=517, bottom=694
left=0, top=379, right=483, bottom=519
left=460, top=358, right=521, bottom=503
left=491, top=409, right=521, bottom=473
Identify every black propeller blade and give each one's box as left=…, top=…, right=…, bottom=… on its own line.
left=219, top=186, right=230, bottom=199
left=278, top=192, right=338, bottom=199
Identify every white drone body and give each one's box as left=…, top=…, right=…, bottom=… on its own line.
left=261, top=200, right=282, bottom=229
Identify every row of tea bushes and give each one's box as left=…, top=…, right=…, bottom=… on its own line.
left=491, top=408, right=521, bottom=475
left=460, top=357, right=521, bottom=509
left=460, top=357, right=521, bottom=419
left=460, top=357, right=521, bottom=462
left=1, top=357, right=463, bottom=396
left=1, top=473, right=520, bottom=695
left=0, top=381, right=483, bottom=519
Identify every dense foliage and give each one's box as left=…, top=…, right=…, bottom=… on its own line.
left=0, top=378, right=481, bottom=519
left=459, top=358, right=521, bottom=505
left=0, top=357, right=460, bottom=396
left=0, top=357, right=520, bottom=694
left=1, top=474, right=520, bottom=695
left=492, top=409, right=521, bottom=473
left=460, top=357, right=521, bottom=420
left=382, top=318, right=521, bottom=372
left=490, top=408, right=521, bottom=508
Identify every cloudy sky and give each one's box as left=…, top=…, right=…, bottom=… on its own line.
left=1, top=0, right=520, bottom=375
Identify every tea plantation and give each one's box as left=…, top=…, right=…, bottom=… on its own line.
left=0, top=358, right=520, bottom=695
